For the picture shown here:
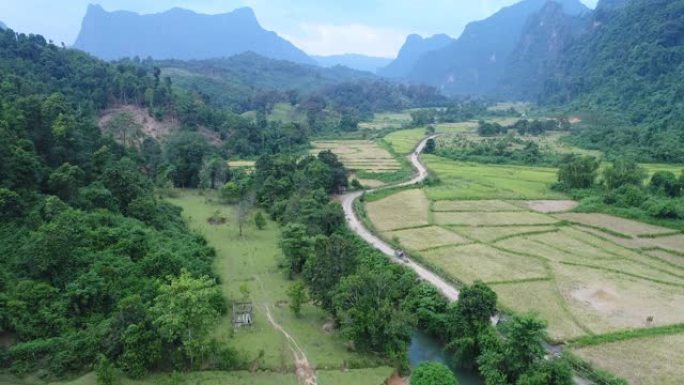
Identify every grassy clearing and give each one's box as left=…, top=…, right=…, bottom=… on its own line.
left=450, top=225, right=558, bottom=243
left=573, top=332, right=684, bottom=385
left=433, top=211, right=558, bottom=226
left=383, top=128, right=426, bottom=155
left=422, top=155, right=565, bottom=200
left=553, top=213, right=680, bottom=238
left=167, top=191, right=387, bottom=372
left=553, top=263, right=684, bottom=334
left=421, top=244, right=548, bottom=284
left=385, top=226, right=471, bottom=251
left=312, top=140, right=401, bottom=172
left=366, top=189, right=430, bottom=231
left=228, top=160, right=256, bottom=169
left=432, top=200, right=523, bottom=212
left=492, top=281, right=588, bottom=341
left=358, top=112, right=412, bottom=130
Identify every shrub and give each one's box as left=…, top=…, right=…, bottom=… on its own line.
left=411, top=362, right=458, bottom=385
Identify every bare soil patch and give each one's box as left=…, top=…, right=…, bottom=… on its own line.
left=526, top=200, right=578, bottom=213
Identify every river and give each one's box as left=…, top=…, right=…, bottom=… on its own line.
left=408, top=331, right=484, bottom=385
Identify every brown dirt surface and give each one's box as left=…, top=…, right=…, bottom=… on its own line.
left=526, top=200, right=578, bottom=213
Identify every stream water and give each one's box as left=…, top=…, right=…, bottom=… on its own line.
left=408, top=331, right=484, bottom=385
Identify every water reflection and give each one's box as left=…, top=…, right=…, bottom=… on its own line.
left=408, top=330, right=484, bottom=385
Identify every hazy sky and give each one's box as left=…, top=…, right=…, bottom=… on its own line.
left=0, top=0, right=598, bottom=57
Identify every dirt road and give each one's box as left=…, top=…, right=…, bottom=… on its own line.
left=339, top=135, right=460, bottom=302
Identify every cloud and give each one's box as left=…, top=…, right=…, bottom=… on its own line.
left=283, top=23, right=407, bottom=57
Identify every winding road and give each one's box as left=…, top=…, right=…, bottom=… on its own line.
left=339, top=135, right=460, bottom=302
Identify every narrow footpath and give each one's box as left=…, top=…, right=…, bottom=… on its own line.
left=338, top=135, right=460, bottom=302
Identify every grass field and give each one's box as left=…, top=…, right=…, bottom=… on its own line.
left=366, top=189, right=430, bottom=231
left=365, top=190, right=684, bottom=350
left=422, top=156, right=565, bottom=200
left=358, top=112, right=412, bottom=130
left=312, top=140, right=401, bottom=173
left=383, top=123, right=476, bottom=155
left=573, top=333, right=684, bottom=385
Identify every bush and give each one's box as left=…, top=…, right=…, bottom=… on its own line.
left=644, top=198, right=684, bottom=219
left=411, top=362, right=458, bottom=385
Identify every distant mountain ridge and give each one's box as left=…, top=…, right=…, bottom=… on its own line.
left=378, top=34, right=454, bottom=78
left=73, top=4, right=314, bottom=64
left=0, top=21, right=6, bottom=30
left=313, top=54, right=392, bottom=73
left=403, top=0, right=589, bottom=95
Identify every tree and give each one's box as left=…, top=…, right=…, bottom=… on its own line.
left=254, top=211, right=266, bottom=230
left=477, top=314, right=548, bottom=384
left=411, top=362, right=458, bottom=385
left=303, top=235, right=357, bottom=312
left=446, top=281, right=498, bottom=369
left=95, top=354, right=117, bottom=385
left=151, top=270, right=223, bottom=368
left=286, top=280, right=308, bottom=317
left=47, top=163, right=84, bottom=202
left=164, top=132, right=209, bottom=188
left=557, top=154, right=599, bottom=189
left=603, top=158, right=646, bottom=190
left=424, top=138, right=436, bottom=154
left=199, top=156, right=231, bottom=190
left=280, top=223, right=312, bottom=276
left=650, top=171, right=681, bottom=197
left=517, top=359, right=573, bottom=385
left=236, top=194, right=255, bottom=237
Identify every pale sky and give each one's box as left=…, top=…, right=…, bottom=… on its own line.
left=0, top=0, right=599, bottom=57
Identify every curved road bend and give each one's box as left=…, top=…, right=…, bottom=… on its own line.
left=339, top=135, right=460, bottom=302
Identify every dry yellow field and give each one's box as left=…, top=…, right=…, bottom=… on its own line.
left=421, top=243, right=548, bottom=284
left=492, top=280, right=588, bottom=341
left=450, top=225, right=558, bottom=243
left=366, top=189, right=430, bottom=231
left=554, top=213, right=679, bottom=238
left=385, top=226, right=471, bottom=251
left=433, top=211, right=558, bottom=226
left=573, top=333, right=684, bottom=385
left=432, top=199, right=523, bottom=212
left=311, top=140, right=401, bottom=172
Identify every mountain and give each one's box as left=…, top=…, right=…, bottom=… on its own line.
left=378, top=34, right=454, bottom=78
left=406, top=0, right=589, bottom=96
left=73, top=4, right=314, bottom=64
left=313, top=54, right=393, bottom=73
left=497, top=1, right=589, bottom=99
left=0, top=21, right=6, bottom=30
left=542, top=0, right=684, bottom=127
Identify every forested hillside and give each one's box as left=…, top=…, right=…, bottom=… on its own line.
left=543, top=0, right=684, bottom=161
left=0, top=29, right=240, bottom=377
left=406, top=0, right=588, bottom=95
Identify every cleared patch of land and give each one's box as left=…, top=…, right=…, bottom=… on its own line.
left=384, top=128, right=426, bottom=155
left=312, top=140, right=401, bottom=173
left=421, top=243, right=548, bottom=284
left=229, top=160, right=256, bottom=169
left=525, top=200, right=578, bottom=213
left=366, top=189, right=430, bottom=231
left=167, top=191, right=389, bottom=373
left=432, top=199, right=523, bottom=212
left=554, top=213, right=679, bottom=238
left=573, top=333, right=684, bottom=385
left=450, top=225, right=558, bottom=243
left=422, top=156, right=565, bottom=200
left=433, top=211, right=557, bottom=226
left=647, top=249, right=684, bottom=267
left=386, top=226, right=471, bottom=251
left=359, top=111, right=411, bottom=130
left=492, top=281, right=587, bottom=341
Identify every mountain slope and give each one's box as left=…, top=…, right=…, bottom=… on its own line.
left=378, top=34, right=454, bottom=78
left=0, top=21, right=6, bottom=30
left=497, top=1, right=589, bottom=99
left=407, top=0, right=589, bottom=96
left=73, top=5, right=314, bottom=64
left=313, top=54, right=392, bottom=73
left=543, top=0, right=684, bottom=128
